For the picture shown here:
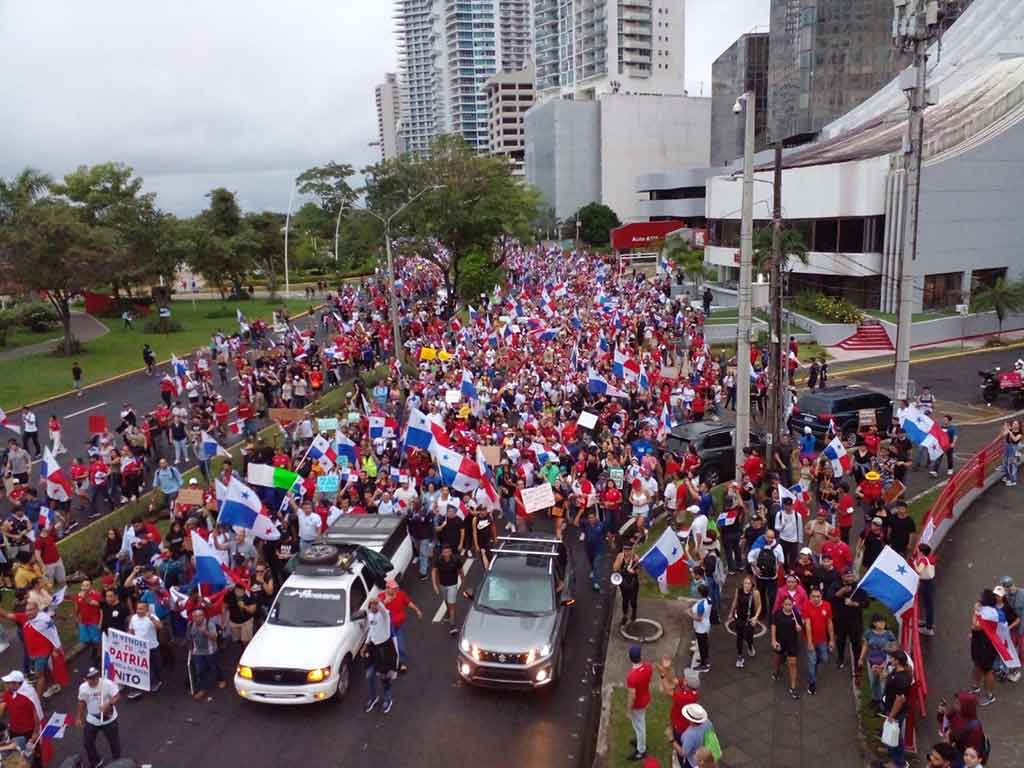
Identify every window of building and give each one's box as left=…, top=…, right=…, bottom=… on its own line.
left=814, top=219, right=838, bottom=252
left=923, top=272, right=964, bottom=310
left=970, top=267, right=1008, bottom=295
left=837, top=218, right=864, bottom=252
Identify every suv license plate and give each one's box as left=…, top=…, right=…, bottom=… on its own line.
left=803, top=414, right=815, bottom=422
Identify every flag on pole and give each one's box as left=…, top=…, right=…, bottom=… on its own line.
left=823, top=436, right=853, bottom=477
left=587, top=371, right=629, bottom=399
left=899, top=406, right=951, bottom=461
left=191, top=530, right=229, bottom=588
left=246, top=464, right=300, bottom=490
left=434, top=447, right=483, bottom=494
left=42, top=447, right=71, bottom=502
left=199, top=431, right=230, bottom=460
left=0, top=408, right=21, bottom=434
left=218, top=476, right=281, bottom=540
left=639, top=527, right=686, bottom=593
left=855, top=545, right=919, bottom=615
left=334, top=430, right=360, bottom=466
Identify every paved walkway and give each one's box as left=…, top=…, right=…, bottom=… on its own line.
left=921, top=480, right=1024, bottom=763
left=0, top=312, right=108, bottom=361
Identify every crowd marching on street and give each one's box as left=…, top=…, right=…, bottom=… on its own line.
left=0, top=243, right=1017, bottom=768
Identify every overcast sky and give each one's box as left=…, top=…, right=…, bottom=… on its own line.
left=0, top=1, right=768, bottom=216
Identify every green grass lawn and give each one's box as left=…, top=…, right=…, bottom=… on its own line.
left=0, top=299, right=316, bottom=409
left=609, top=686, right=675, bottom=767
left=1, top=326, right=71, bottom=352
left=708, top=341, right=831, bottom=363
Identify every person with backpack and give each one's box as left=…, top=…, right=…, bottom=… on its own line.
left=748, top=529, right=784, bottom=625
left=700, top=532, right=725, bottom=624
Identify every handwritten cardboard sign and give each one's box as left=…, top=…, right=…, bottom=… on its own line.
left=480, top=445, right=502, bottom=468
left=316, top=474, right=341, bottom=493
left=176, top=487, right=205, bottom=506
left=269, top=408, right=306, bottom=424
left=577, top=411, right=598, bottom=430
left=318, top=418, right=339, bottom=432
left=520, top=482, right=556, bottom=514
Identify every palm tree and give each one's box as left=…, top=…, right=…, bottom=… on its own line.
left=0, top=168, right=52, bottom=225
left=752, top=226, right=809, bottom=275
left=666, top=240, right=707, bottom=287
left=971, top=277, right=1024, bottom=340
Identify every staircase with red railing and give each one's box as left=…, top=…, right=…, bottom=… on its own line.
left=835, top=320, right=894, bottom=351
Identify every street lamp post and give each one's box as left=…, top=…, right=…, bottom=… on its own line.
left=734, top=90, right=756, bottom=473
left=284, top=180, right=296, bottom=299
left=345, top=184, right=444, bottom=365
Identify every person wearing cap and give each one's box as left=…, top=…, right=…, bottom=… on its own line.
left=0, top=670, right=41, bottom=754
left=382, top=578, right=422, bottom=672
left=613, top=539, right=642, bottom=627
left=657, top=658, right=700, bottom=740
left=857, top=515, right=886, bottom=573
left=773, top=496, right=803, bottom=568
left=75, top=664, right=121, bottom=766
left=625, top=644, right=653, bottom=761
left=672, top=703, right=715, bottom=768
left=804, top=506, right=832, bottom=558
left=821, top=524, right=852, bottom=575
left=881, top=649, right=912, bottom=768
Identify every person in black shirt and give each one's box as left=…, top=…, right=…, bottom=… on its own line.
left=100, top=588, right=131, bottom=634
left=432, top=544, right=463, bottom=636
left=886, top=503, right=917, bottom=558
left=828, top=567, right=868, bottom=671
left=882, top=650, right=912, bottom=768
left=224, top=585, right=257, bottom=645
left=858, top=517, right=886, bottom=572
left=436, top=507, right=464, bottom=553
left=771, top=596, right=803, bottom=700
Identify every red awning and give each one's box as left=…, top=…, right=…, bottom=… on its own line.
left=610, top=220, right=683, bottom=251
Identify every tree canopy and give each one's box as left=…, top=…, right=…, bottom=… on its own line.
left=573, top=202, right=621, bottom=247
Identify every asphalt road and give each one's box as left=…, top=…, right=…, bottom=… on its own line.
left=45, top=522, right=612, bottom=768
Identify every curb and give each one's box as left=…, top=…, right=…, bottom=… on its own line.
left=12, top=303, right=325, bottom=414
left=814, top=339, right=1024, bottom=385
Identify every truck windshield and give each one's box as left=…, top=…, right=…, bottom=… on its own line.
left=796, top=395, right=831, bottom=414
left=477, top=560, right=553, bottom=615
left=268, top=588, right=347, bottom=627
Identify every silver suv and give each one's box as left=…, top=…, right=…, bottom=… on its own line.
left=457, top=535, right=576, bottom=689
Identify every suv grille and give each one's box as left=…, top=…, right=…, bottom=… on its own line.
left=478, top=650, right=529, bottom=664
left=250, top=668, right=309, bottom=685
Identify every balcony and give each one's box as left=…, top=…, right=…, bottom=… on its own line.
left=637, top=199, right=706, bottom=220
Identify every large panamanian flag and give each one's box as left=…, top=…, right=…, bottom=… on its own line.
left=855, top=545, right=919, bottom=615
left=639, top=527, right=688, bottom=593
left=899, top=405, right=950, bottom=461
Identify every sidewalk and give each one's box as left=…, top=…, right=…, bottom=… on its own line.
left=0, top=312, right=108, bottom=362
left=920, top=481, right=1024, bottom=762
left=695, top=573, right=863, bottom=768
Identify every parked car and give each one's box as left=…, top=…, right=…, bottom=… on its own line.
left=234, top=516, right=412, bottom=705
left=457, top=534, right=575, bottom=690
left=665, top=422, right=766, bottom=487
left=787, top=385, right=893, bottom=443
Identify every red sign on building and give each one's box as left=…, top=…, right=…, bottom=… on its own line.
left=609, top=220, right=684, bottom=251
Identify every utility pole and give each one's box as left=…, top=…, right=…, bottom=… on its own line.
left=769, top=141, right=785, bottom=441
left=893, top=0, right=948, bottom=400
left=735, top=90, right=756, bottom=472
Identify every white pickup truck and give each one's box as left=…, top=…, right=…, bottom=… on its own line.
left=234, top=515, right=413, bottom=705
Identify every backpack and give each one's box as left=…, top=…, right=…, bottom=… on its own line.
left=756, top=545, right=777, bottom=578
left=703, top=728, right=723, bottom=761
left=704, top=551, right=727, bottom=589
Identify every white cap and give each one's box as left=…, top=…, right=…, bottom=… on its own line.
left=2, top=670, right=24, bottom=683
left=686, top=505, right=700, bottom=514
left=803, top=426, right=812, bottom=434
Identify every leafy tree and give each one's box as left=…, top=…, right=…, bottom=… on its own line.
left=335, top=210, right=383, bottom=274
left=0, top=168, right=52, bottom=225
left=296, top=162, right=357, bottom=217
left=972, top=277, right=1024, bottom=340
left=573, top=202, right=621, bottom=247
left=238, top=212, right=285, bottom=299
left=50, top=163, right=167, bottom=296
left=291, top=201, right=333, bottom=243
left=0, top=201, right=114, bottom=355
left=363, top=135, right=541, bottom=313
left=187, top=189, right=251, bottom=298
left=752, top=226, right=808, bottom=274
left=202, top=187, right=241, bottom=239
left=666, top=240, right=710, bottom=287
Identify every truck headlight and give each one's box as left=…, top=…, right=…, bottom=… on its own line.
left=306, top=667, right=332, bottom=683
left=237, top=665, right=253, bottom=680
left=459, top=636, right=471, bottom=653
left=540, top=643, right=552, bottom=657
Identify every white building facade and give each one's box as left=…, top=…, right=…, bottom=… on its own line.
left=374, top=73, right=402, bottom=161
left=484, top=64, right=535, bottom=176
left=395, top=0, right=438, bottom=157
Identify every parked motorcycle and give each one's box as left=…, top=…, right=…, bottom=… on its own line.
left=979, top=367, right=1024, bottom=407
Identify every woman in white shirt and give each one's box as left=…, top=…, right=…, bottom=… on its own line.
left=127, top=603, right=163, bottom=695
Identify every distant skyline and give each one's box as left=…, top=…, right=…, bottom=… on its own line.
left=0, top=1, right=768, bottom=216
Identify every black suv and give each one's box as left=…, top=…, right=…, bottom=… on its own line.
left=665, top=423, right=766, bottom=487
left=788, top=385, right=893, bottom=443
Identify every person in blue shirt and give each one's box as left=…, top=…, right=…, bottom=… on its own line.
left=799, top=427, right=817, bottom=459
left=697, top=482, right=714, bottom=518
left=577, top=510, right=608, bottom=591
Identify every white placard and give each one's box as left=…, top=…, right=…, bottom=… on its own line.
left=103, top=628, right=151, bottom=691
left=520, top=482, right=556, bottom=514
left=577, top=411, right=599, bottom=430
left=445, top=389, right=462, bottom=404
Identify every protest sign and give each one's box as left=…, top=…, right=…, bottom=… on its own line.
left=103, top=628, right=150, bottom=691
left=176, top=488, right=205, bottom=506
left=316, top=474, right=341, bottom=493
left=445, top=389, right=462, bottom=404
left=480, top=445, right=502, bottom=467
left=318, top=417, right=339, bottom=432
left=610, top=468, right=625, bottom=489
left=858, top=409, right=876, bottom=428
left=520, top=482, right=556, bottom=514
left=87, top=415, right=108, bottom=435
left=577, top=411, right=598, bottom=430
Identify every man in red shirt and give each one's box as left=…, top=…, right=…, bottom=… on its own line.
left=740, top=448, right=765, bottom=489
left=821, top=527, right=852, bottom=574
left=0, top=604, right=63, bottom=699
left=625, top=644, right=653, bottom=760
left=658, top=660, right=700, bottom=740
left=835, top=483, right=855, bottom=544
left=0, top=670, right=41, bottom=749
left=803, top=587, right=835, bottom=695
left=381, top=579, right=423, bottom=672
left=75, top=579, right=103, bottom=666
left=34, top=526, right=65, bottom=586
left=87, top=456, right=111, bottom=519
